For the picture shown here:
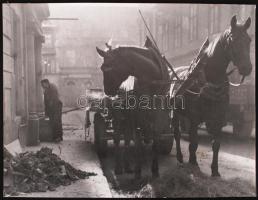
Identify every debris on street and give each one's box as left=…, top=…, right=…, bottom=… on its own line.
left=4, top=147, right=97, bottom=196
left=150, top=166, right=256, bottom=198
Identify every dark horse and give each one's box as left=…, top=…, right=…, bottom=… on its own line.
left=110, top=77, right=135, bottom=175
left=96, top=42, right=171, bottom=179
left=171, top=15, right=252, bottom=176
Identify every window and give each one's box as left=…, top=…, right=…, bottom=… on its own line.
left=189, top=5, right=198, bottom=41
left=169, top=20, right=175, bottom=49
left=12, top=10, right=22, bottom=115
left=157, top=24, right=163, bottom=49
left=51, top=60, right=56, bottom=73
left=162, top=22, right=169, bottom=52
left=43, top=58, right=51, bottom=74
left=208, top=5, right=220, bottom=34
left=174, top=16, right=182, bottom=48
left=66, top=50, right=76, bottom=66
left=44, top=34, right=52, bottom=46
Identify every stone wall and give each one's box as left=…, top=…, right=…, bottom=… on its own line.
left=3, top=3, right=49, bottom=146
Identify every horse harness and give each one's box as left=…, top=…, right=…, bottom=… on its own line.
left=135, top=33, right=245, bottom=100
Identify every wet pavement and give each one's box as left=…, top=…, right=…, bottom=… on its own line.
left=97, top=121, right=256, bottom=197
left=13, top=109, right=255, bottom=197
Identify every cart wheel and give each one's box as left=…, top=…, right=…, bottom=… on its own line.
left=94, top=113, right=108, bottom=157
left=158, top=135, right=174, bottom=155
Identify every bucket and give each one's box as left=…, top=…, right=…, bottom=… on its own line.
left=39, top=118, right=54, bottom=142
left=27, top=117, right=40, bottom=146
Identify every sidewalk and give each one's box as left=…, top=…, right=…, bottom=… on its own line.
left=16, top=111, right=112, bottom=197
left=199, top=123, right=256, bottom=139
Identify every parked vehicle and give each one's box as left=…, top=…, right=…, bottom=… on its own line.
left=85, top=88, right=174, bottom=156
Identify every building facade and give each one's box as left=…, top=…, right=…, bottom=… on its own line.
left=45, top=4, right=140, bottom=108
left=138, top=4, right=255, bottom=137
left=42, top=20, right=59, bottom=86
left=3, top=3, right=50, bottom=146
left=139, top=4, right=255, bottom=70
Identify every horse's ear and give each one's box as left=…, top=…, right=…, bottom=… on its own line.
left=244, top=17, right=251, bottom=30
left=96, top=47, right=107, bottom=58
left=105, top=43, right=112, bottom=50
left=230, top=15, right=237, bottom=29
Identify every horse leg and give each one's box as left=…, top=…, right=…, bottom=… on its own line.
left=188, top=122, right=199, bottom=166
left=113, top=116, right=123, bottom=175
left=173, top=113, right=183, bottom=163
left=114, top=133, right=123, bottom=175
left=134, top=128, right=143, bottom=179
left=151, top=134, right=160, bottom=178
left=210, top=125, right=222, bottom=177
left=123, top=125, right=133, bottom=173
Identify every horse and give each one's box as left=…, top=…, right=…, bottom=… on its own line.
left=171, top=15, right=252, bottom=177
left=96, top=42, right=171, bottom=179
left=110, top=76, right=135, bottom=175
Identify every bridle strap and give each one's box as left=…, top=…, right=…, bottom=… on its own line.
left=229, top=75, right=245, bottom=87
left=226, top=67, right=245, bottom=87
left=226, top=68, right=236, bottom=76
left=223, top=32, right=246, bottom=87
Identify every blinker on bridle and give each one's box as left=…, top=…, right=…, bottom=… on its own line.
left=224, top=31, right=246, bottom=87
left=184, top=30, right=246, bottom=96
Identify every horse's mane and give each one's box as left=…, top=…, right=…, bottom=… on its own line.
left=204, top=28, right=230, bottom=57
left=115, top=45, right=147, bottom=50
left=114, top=45, right=149, bottom=55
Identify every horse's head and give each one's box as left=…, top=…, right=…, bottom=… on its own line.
left=225, top=15, right=252, bottom=76
left=96, top=45, right=130, bottom=96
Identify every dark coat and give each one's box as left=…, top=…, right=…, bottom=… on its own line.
left=43, top=83, right=62, bottom=117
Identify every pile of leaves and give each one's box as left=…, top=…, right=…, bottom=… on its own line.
left=4, top=147, right=97, bottom=196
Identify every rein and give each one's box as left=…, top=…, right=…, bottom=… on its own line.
left=135, top=63, right=244, bottom=97
left=117, top=30, right=246, bottom=96
left=176, top=31, right=246, bottom=96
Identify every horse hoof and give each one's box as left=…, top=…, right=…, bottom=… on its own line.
left=211, top=171, right=221, bottom=177
left=189, top=159, right=199, bottom=166
left=177, top=156, right=183, bottom=164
